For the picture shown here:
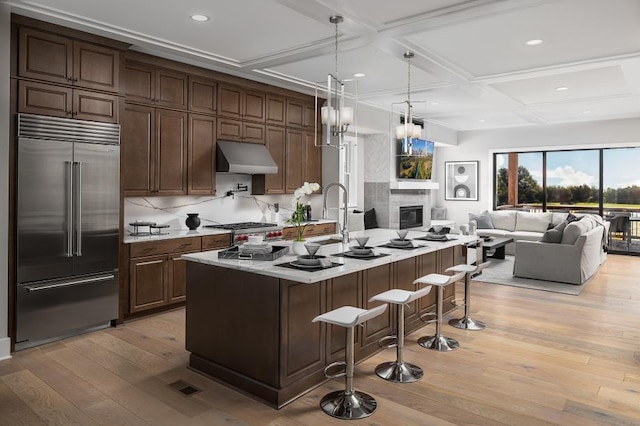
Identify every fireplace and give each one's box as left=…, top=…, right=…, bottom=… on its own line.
left=399, top=205, right=424, bottom=229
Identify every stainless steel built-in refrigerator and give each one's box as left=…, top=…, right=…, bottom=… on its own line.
left=16, top=114, right=120, bottom=350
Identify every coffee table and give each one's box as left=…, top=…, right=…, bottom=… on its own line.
left=480, top=237, right=514, bottom=261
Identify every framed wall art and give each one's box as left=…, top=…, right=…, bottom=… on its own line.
left=445, top=161, right=478, bottom=201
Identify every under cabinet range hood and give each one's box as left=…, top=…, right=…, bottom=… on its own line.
left=216, top=140, right=278, bottom=174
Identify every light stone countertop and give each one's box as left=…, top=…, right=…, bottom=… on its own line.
left=182, top=228, right=479, bottom=284
left=123, top=228, right=232, bottom=244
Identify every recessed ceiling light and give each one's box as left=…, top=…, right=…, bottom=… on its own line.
left=479, top=119, right=486, bottom=123
left=556, top=86, right=569, bottom=91
left=431, top=102, right=439, bottom=106
left=583, top=110, right=592, bottom=114
left=353, top=72, right=365, bottom=78
left=191, top=14, right=209, bottom=22
left=525, top=39, right=543, bottom=46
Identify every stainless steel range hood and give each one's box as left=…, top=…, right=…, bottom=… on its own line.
left=216, top=140, right=278, bottom=174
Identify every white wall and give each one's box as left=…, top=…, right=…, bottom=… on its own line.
left=435, top=118, right=640, bottom=227
left=0, top=3, right=11, bottom=359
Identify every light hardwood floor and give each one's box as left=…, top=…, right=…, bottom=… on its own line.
left=2, top=254, right=640, bottom=425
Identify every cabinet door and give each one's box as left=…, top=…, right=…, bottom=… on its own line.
left=156, top=109, right=187, bottom=195
left=18, top=80, right=72, bottom=119
left=303, top=102, right=317, bottom=129
left=73, top=41, right=120, bottom=92
left=217, top=118, right=243, bottom=141
left=244, top=90, right=265, bottom=122
left=362, top=264, right=393, bottom=347
left=286, top=100, right=304, bottom=128
left=156, top=69, right=188, bottom=109
left=202, top=234, right=232, bottom=250
left=285, top=129, right=304, bottom=193
left=121, top=103, right=155, bottom=195
left=395, top=257, right=421, bottom=329
left=189, top=76, right=216, bottom=114
left=262, top=126, right=285, bottom=194
left=124, top=61, right=154, bottom=103
left=417, top=252, right=438, bottom=316
left=168, top=255, right=188, bottom=303
left=266, top=95, right=285, bottom=125
left=304, top=131, right=322, bottom=185
left=243, top=122, right=266, bottom=144
left=326, top=273, right=361, bottom=361
left=130, top=255, right=167, bottom=313
left=188, top=114, right=216, bottom=195
left=73, top=89, right=119, bottom=123
left=19, top=27, right=72, bottom=85
left=218, top=84, right=243, bottom=118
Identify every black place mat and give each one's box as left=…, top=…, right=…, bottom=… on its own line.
left=332, top=252, right=390, bottom=260
left=377, top=243, right=420, bottom=250
left=415, top=235, right=457, bottom=242
left=275, top=261, right=342, bottom=272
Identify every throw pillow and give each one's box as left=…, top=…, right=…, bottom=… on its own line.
left=566, top=213, right=579, bottom=223
left=363, top=208, right=378, bottom=229
left=469, top=211, right=494, bottom=229
left=539, top=220, right=568, bottom=243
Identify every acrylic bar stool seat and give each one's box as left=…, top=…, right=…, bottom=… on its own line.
left=369, top=285, right=433, bottom=383
left=312, top=304, right=388, bottom=420
left=446, top=261, right=491, bottom=330
left=413, top=271, right=466, bottom=351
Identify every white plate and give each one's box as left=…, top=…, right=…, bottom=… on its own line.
left=344, top=251, right=376, bottom=258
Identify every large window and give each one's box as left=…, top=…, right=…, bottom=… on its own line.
left=493, top=147, right=640, bottom=254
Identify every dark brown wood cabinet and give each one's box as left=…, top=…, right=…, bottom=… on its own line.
left=217, top=117, right=265, bottom=144
left=19, top=26, right=120, bottom=93
left=189, top=76, right=216, bottom=115
left=286, top=99, right=304, bottom=128
left=188, top=114, right=216, bottom=195
left=304, top=130, right=322, bottom=184
left=18, top=80, right=119, bottom=123
left=285, top=128, right=304, bottom=193
left=304, top=102, right=317, bottom=129
left=218, top=84, right=265, bottom=122
left=266, top=95, right=286, bottom=125
left=121, top=104, right=187, bottom=196
left=129, top=254, right=167, bottom=313
left=281, top=222, right=336, bottom=240
left=124, top=61, right=188, bottom=109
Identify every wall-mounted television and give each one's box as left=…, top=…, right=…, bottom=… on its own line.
left=397, top=138, right=434, bottom=180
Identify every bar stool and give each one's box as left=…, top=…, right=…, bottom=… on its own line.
left=312, top=304, right=388, bottom=420
left=447, top=261, right=491, bottom=330
left=414, top=270, right=466, bottom=351
left=369, top=285, right=433, bottom=383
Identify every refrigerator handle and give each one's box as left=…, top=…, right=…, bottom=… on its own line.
left=74, top=161, right=83, bottom=256
left=66, top=161, right=73, bottom=257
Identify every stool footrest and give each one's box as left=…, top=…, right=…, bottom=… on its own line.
left=419, top=312, right=436, bottom=324
left=378, top=335, right=398, bottom=349
left=450, top=298, right=465, bottom=307
left=323, top=361, right=347, bottom=379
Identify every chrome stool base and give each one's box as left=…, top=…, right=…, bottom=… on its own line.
left=448, top=317, right=486, bottom=330
left=320, top=390, right=377, bottom=420
left=418, top=335, right=460, bottom=351
left=375, top=361, right=424, bottom=383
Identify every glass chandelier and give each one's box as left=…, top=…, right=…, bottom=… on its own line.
left=392, top=52, right=426, bottom=155
left=315, top=15, right=354, bottom=147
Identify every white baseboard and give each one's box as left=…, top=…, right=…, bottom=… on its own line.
left=0, top=337, right=12, bottom=361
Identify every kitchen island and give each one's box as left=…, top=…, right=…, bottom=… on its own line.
left=182, top=229, right=477, bottom=408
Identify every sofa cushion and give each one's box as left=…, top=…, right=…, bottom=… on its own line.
left=515, top=211, right=552, bottom=233
left=510, top=230, right=544, bottom=242
left=364, top=208, right=378, bottom=229
left=489, top=211, right=516, bottom=231
left=469, top=211, right=494, bottom=229
left=477, top=229, right=510, bottom=238
left=551, top=212, right=569, bottom=225
left=561, top=220, right=589, bottom=245
left=540, top=220, right=568, bottom=243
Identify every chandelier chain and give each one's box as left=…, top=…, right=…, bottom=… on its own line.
left=407, top=54, right=411, bottom=106
left=334, top=19, right=339, bottom=79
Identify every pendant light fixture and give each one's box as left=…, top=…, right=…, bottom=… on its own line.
left=392, top=51, right=426, bottom=155
left=315, top=15, right=355, bottom=147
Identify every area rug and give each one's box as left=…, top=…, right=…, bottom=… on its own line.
left=473, top=255, right=591, bottom=295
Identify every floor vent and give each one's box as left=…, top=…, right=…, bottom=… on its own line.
left=169, top=380, right=201, bottom=396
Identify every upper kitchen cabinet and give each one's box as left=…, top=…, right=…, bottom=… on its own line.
left=252, top=126, right=286, bottom=195
left=304, top=130, right=322, bottom=185
left=217, top=118, right=265, bottom=144
left=18, top=80, right=119, bottom=123
left=266, top=95, right=286, bottom=126
left=121, top=103, right=187, bottom=196
left=304, top=101, right=318, bottom=129
left=286, top=99, right=304, bottom=128
left=19, top=27, right=120, bottom=93
left=189, top=76, right=217, bottom=115
left=218, top=84, right=265, bottom=123
left=188, top=114, right=217, bottom=195
left=124, top=61, right=188, bottom=110
left=285, top=128, right=304, bottom=193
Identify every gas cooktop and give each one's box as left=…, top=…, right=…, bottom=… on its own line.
left=204, top=222, right=278, bottom=230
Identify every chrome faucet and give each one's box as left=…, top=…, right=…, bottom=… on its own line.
left=323, top=182, right=350, bottom=244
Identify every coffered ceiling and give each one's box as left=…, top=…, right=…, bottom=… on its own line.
left=5, top=0, right=640, bottom=133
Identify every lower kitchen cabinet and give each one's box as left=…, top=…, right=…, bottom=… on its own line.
left=282, top=222, right=336, bottom=240
left=127, top=234, right=231, bottom=315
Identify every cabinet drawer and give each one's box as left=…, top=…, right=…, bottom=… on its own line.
left=130, top=237, right=202, bottom=257
left=202, top=234, right=232, bottom=250
left=316, top=223, right=336, bottom=236
left=282, top=227, right=297, bottom=240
